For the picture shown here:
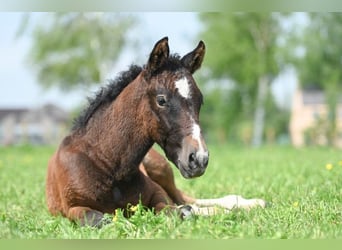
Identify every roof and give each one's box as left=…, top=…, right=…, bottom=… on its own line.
left=0, top=104, right=69, bottom=123
left=302, top=91, right=326, bottom=105
left=301, top=90, right=342, bottom=105
left=0, top=108, right=29, bottom=122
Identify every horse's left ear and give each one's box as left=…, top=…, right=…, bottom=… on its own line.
left=181, top=41, right=205, bottom=74
left=145, top=37, right=170, bottom=78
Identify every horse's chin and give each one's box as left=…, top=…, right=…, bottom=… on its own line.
left=177, top=160, right=206, bottom=179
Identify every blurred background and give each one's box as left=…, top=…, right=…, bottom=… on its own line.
left=0, top=12, right=341, bottom=147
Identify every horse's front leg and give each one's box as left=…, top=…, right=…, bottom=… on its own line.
left=189, top=195, right=266, bottom=216
left=194, top=195, right=266, bottom=210
left=140, top=173, right=193, bottom=219
left=141, top=148, right=195, bottom=205
left=141, top=149, right=265, bottom=217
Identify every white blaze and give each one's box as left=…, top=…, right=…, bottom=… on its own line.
left=175, top=77, right=190, bottom=99
left=192, top=123, right=205, bottom=154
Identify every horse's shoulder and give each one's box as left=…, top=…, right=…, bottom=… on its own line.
left=56, top=135, right=88, bottom=164
left=60, top=134, right=73, bottom=147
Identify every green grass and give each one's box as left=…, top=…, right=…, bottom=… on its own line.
left=0, top=144, right=341, bottom=239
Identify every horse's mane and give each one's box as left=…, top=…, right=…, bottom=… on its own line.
left=71, top=54, right=183, bottom=131
left=72, top=64, right=143, bottom=131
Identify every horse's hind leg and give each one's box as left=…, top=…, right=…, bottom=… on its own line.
left=141, top=148, right=195, bottom=205
left=67, top=206, right=107, bottom=227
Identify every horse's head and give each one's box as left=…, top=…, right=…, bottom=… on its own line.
left=143, top=37, right=209, bottom=179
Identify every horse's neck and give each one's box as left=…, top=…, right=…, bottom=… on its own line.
left=81, top=76, right=153, bottom=175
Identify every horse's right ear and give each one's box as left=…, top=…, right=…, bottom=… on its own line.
left=181, top=41, right=205, bottom=74
left=144, top=37, right=169, bottom=78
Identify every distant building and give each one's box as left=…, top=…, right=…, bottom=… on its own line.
left=0, top=104, right=69, bottom=145
left=289, top=87, right=342, bottom=147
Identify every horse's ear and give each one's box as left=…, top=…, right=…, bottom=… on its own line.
left=181, top=41, right=205, bottom=74
left=145, top=37, right=170, bottom=77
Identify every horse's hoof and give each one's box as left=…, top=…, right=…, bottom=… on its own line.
left=179, top=205, right=194, bottom=220
left=252, top=198, right=267, bottom=209
left=80, top=210, right=106, bottom=228
left=264, top=200, right=272, bottom=208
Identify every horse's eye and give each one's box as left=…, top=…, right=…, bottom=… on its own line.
left=156, top=95, right=167, bottom=107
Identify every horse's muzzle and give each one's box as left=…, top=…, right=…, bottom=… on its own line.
left=177, top=136, right=209, bottom=179
left=188, top=150, right=209, bottom=171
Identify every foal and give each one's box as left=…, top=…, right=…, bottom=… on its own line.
left=46, top=37, right=209, bottom=226
left=46, top=37, right=265, bottom=227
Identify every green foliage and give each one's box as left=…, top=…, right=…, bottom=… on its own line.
left=200, top=87, right=244, bottom=143
left=199, top=13, right=281, bottom=84
left=294, top=14, right=342, bottom=89
left=26, top=13, right=135, bottom=90
left=1, top=145, right=341, bottom=238
left=198, top=13, right=286, bottom=145
left=288, top=13, right=342, bottom=145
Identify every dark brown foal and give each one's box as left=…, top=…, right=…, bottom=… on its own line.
left=46, top=37, right=210, bottom=227
left=46, top=37, right=265, bottom=228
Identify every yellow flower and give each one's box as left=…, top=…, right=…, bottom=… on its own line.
left=113, top=208, right=121, bottom=222
left=293, top=201, right=299, bottom=207
left=112, top=214, right=118, bottom=222
left=129, top=204, right=139, bottom=212
left=325, top=163, right=333, bottom=171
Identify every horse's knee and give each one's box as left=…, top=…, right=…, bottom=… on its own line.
left=143, top=149, right=173, bottom=180
left=143, top=149, right=189, bottom=204
left=68, top=206, right=107, bottom=228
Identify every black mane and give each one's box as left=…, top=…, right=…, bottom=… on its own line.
left=72, top=54, right=184, bottom=131
left=72, top=64, right=142, bottom=131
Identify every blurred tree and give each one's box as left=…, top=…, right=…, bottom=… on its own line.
left=198, top=13, right=283, bottom=146
left=21, top=13, right=135, bottom=91
left=291, top=13, right=342, bottom=145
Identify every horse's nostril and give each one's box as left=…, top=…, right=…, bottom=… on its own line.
left=202, top=155, right=209, bottom=167
left=189, top=152, right=196, bottom=164
left=188, top=151, right=209, bottom=170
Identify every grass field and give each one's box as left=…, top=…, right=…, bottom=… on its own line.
left=0, top=144, right=341, bottom=239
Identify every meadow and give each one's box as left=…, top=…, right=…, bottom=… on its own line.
left=0, top=144, right=341, bottom=239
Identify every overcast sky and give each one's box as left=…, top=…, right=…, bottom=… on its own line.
left=0, top=12, right=200, bottom=110
left=0, top=12, right=299, bottom=111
